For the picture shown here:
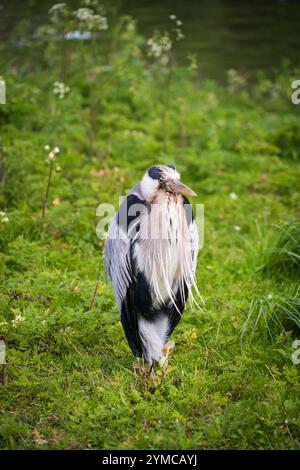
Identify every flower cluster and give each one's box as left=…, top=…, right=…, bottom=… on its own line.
left=187, top=53, right=198, bottom=71
left=169, top=14, right=182, bottom=26
left=169, top=14, right=184, bottom=40
left=0, top=211, right=8, bottom=224
left=11, top=314, right=25, bottom=328
left=53, top=81, right=70, bottom=99
left=45, top=145, right=60, bottom=161
left=147, top=33, right=172, bottom=59
left=74, top=8, right=108, bottom=31
left=49, top=3, right=67, bottom=22
left=122, top=129, right=144, bottom=138
left=227, top=69, right=247, bottom=93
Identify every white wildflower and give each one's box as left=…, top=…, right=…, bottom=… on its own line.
left=74, top=8, right=108, bottom=31
left=127, top=20, right=136, bottom=33
left=44, top=144, right=50, bottom=151
left=230, top=192, right=238, bottom=200
left=74, top=7, right=93, bottom=21
left=0, top=211, right=8, bottom=224
left=169, top=15, right=177, bottom=20
left=15, top=315, right=25, bottom=322
left=234, top=225, right=241, bottom=232
left=175, top=28, right=184, bottom=41
left=188, top=53, right=198, bottom=71
left=147, top=33, right=172, bottom=59
left=49, top=3, right=66, bottom=14
left=93, top=14, right=108, bottom=31
left=267, top=294, right=273, bottom=300
left=11, top=315, right=25, bottom=327
left=176, top=20, right=182, bottom=26
left=49, top=3, right=67, bottom=22
left=53, top=81, right=70, bottom=99
left=45, top=146, right=60, bottom=162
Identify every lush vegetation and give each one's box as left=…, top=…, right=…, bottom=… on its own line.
left=0, top=2, right=299, bottom=450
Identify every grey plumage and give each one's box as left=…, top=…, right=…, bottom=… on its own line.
left=105, top=183, right=143, bottom=310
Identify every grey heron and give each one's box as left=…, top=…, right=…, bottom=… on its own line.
left=105, top=164, right=199, bottom=368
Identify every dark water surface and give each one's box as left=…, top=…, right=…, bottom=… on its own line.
left=1, top=0, right=300, bottom=79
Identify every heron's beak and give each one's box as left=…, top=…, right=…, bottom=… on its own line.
left=169, top=179, right=197, bottom=197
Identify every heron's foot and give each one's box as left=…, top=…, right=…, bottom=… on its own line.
left=133, top=358, right=159, bottom=388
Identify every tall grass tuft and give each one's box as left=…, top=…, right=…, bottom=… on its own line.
left=241, top=290, right=300, bottom=342
left=263, top=222, right=300, bottom=278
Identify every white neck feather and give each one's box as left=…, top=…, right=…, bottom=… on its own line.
left=134, top=193, right=199, bottom=311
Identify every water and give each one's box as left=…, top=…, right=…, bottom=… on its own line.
left=1, top=0, right=300, bottom=79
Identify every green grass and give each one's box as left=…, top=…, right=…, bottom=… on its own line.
left=263, top=222, right=300, bottom=279
left=0, top=8, right=300, bottom=450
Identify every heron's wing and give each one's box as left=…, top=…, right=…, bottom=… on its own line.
left=104, top=184, right=147, bottom=311
left=105, top=214, right=132, bottom=311
left=105, top=186, right=148, bottom=357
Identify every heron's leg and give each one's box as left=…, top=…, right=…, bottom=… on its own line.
left=148, top=362, right=157, bottom=380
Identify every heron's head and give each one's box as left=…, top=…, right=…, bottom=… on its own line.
left=141, top=164, right=197, bottom=201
